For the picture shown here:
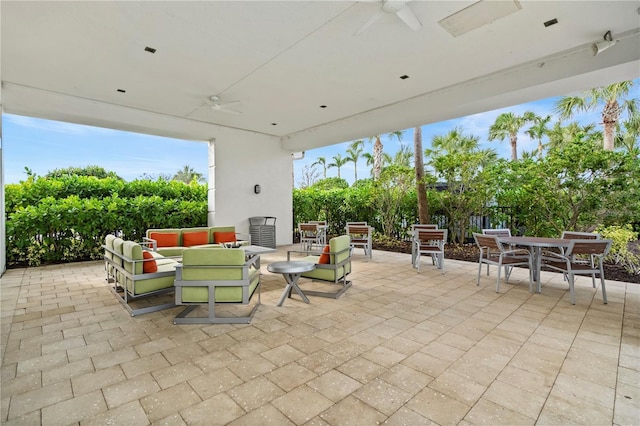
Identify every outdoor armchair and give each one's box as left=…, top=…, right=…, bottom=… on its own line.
left=473, top=233, right=533, bottom=293
left=541, top=239, right=612, bottom=305
left=173, top=248, right=261, bottom=324
left=287, top=235, right=352, bottom=299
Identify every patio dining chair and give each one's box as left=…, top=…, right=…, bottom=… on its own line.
left=308, top=221, right=328, bottom=245
left=410, top=224, right=438, bottom=266
left=299, top=223, right=323, bottom=251
left=346, top=223, right=372, bottom=258
left=541, top=239, right=612, bottom=305
left=560, top=231, right=601, bottom=287
left=482, top=228, right=512, bottom=238
left=413, top=229, right=447, bottom=273
left=473, top=233, right=533, bottom=293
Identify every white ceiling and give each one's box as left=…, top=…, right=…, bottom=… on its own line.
left=2, top=1, right=639, bottom=152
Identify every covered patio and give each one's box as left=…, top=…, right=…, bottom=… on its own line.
left=2, top=249, right=638, bottom=425
left=2, top=1, right=640, bottom=273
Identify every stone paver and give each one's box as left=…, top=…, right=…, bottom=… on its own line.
left=1, top=248, right=637, bottom=424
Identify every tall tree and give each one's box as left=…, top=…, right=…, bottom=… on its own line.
left=328, top=154, right=348, bottom=179
left=173, top=165, right=204, bottom=183
left=525, top=114, right=551, bottom=157
left=391, top=144, right=413, bottom=167
left=312, top=156, right=328, bottom=178
left=554, top=80, right=637, bottom=151
left=488, top=111, right=536, bottom=161
left=413, top=126, right=429, bottom=224
left=546, top=121, right=601, bottom=151
left=297, top=164, right=320, bottom=188
left=345, top=140, right=364, bottom=182
left=368, top=131, right=403, bottom=180
left=615, top=112, right=640, bottom=155
left=427, top=128, right=498, bottom=243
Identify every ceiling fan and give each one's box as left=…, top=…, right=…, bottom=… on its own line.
left=206, top=95, right=242, bottom=114
left=355, top=0, right=422, bottom=36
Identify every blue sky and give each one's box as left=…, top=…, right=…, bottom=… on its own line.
left=2, top=80, right=637, bottom=186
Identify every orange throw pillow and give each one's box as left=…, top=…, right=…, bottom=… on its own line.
left=183, top=231, right=209, bottom=247
left=142, top=251, right=158, bottom=273
left=149, top=232, right=179, bottom=247
left=318, top=245, right=331, bottom=264
left=214, top=231, right=237, bottom=243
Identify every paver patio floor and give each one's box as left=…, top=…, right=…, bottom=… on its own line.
left=1, top=246, right=638, bottom=425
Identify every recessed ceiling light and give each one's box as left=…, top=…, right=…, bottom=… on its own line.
left=400, top=75, right=409, bottom=80
left=144, top=46, right=157, bottom=53
left=117, top=89, right=126, bottom=93
left=543, top=18, right=558, bottom=27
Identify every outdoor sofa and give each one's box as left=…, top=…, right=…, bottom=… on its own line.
left=104, top=235, right=180, bottom=316
left=144, top=226, right=250, bottom=257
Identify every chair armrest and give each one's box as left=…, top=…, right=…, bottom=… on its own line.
left=235, top=232, right=251, bottom=244
left=540, top=250, right=567, bottom=261
left=287, top=249, right=322, bottom=260
left=503, top=248, right=530, bottom=256
left=142, top=237, right=158, bottom=251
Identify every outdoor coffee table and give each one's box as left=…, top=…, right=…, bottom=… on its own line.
left=267, top=261, right=316, bottom=306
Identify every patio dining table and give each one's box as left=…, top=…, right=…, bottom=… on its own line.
left=498, top=236, right=570, bottom=293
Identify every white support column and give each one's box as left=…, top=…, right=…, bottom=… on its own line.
left=0, top=111, right=5, bottom=275
left=207, top=138, right=216, bottom=226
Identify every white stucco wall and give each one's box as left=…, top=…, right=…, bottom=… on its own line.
left=207, top=132, right=293, bottom=246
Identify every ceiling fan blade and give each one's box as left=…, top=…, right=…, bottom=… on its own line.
left=211, top=104, right=242, bottom=114
left=354, top=10, right=383, bottom=35
left=219, top=100, right=241, bottom=108
left=395, top=4, right=421, bottom=30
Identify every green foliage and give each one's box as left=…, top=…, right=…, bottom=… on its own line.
left=595, top=225, right=640, bottom=274
left=490, top=138, right=640, bottom=236
left=45, top=165, right=123, bottom=179
left=427, top=128, right=498, bottom=243
left=6, top=175, right=207, bottom=267
left=173, top=165, right=205, bottom=183
left=293, top=170, right=417, bottom=239
left=374, top=165, right=415, bottom=237
left=310, top=177, right=349, bottom=190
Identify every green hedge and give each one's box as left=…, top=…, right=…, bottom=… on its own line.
left=6, top=177, right=207, bottom=267
left=5, top=176, right=207, bottom=212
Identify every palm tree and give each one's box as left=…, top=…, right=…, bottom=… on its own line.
left=525, top=114, right=551, bottom=157
left=615, top=112, right=640, bottom=155
left=312, top=156, right=328, bottom=178
left=391, top=144, right=413, bottom=167
left=173, top=165, right=204, bottom=183
left=328, top=154, right=348, bottom=179
left=414, top=126, right=429, bottom=223
left=345, top=140, right=364, bottom=182
left=554, top=80, right=638, bottom=151
left=368, top=131, right=403, bottom=180
left=488, top=111, right=536, bottom=161
left=429, top=127, right=498, bottom=166
left=546, top=121, right=601, bottom=151
left=429, top=127, right=479, bottom=154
